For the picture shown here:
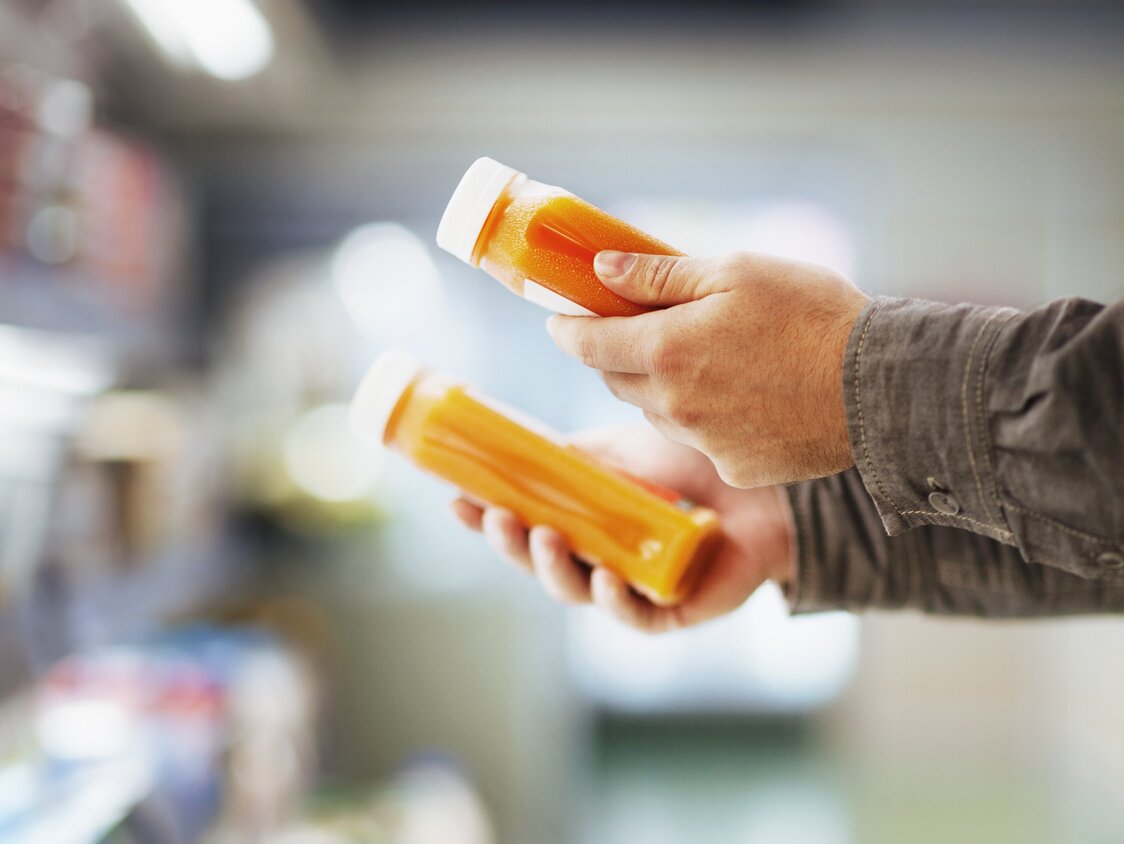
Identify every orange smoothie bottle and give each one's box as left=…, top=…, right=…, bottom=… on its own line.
left=350, top=351, right=721, bottom=606
left=436, top=157, right=684, bottom=317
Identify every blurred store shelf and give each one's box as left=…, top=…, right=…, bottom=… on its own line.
left=0, top=536, right=252, bottom=701
left=80, top=541, right=246, bottom=640
left=0, top=755, right=155, bottom=844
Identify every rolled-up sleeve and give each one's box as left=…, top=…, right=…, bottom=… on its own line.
left=842, top=296, right=1124, bottom=584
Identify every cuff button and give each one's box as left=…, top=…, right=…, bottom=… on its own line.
left=928, top=490, right=961, bottom=516
left=1097, top=551, right=1124, bottom=570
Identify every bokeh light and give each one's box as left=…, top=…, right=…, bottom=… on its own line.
left=331, top=223, right=443, bottom=344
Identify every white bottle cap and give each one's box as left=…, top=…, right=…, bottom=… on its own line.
left=349, top=350, right=426, bottom=445
left=436, top=157, right=520, bottom=264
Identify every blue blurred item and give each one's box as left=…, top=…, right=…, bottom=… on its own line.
left=0, top=624, right=316, bottom=844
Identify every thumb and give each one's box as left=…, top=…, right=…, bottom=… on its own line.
left=594, top=251, right=717, bottom=307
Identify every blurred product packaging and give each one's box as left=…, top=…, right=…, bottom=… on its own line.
left=0, top=625, right=318, bottom=843
left=0, top=323, right=114, bottom=605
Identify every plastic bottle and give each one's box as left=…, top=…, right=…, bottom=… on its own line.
left=350, top=351, right=721, bottom=606
left=436, top=157, right=684, bottom=317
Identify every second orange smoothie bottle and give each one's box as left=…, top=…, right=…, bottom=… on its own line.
left=350, top=351, right=721, bottom=607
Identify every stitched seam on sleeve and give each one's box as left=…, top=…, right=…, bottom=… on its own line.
left=852, top=300, right=906, bottom=513
left=1005, top=502, right=1115, bottom=545
left=897, top=509, right=1014, bottom=538
left=961, top=312, right=1004, bottom=525
left=975, top=310, right=1019, bottom=532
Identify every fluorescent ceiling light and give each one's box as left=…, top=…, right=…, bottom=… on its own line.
left=123, top=0, right=275, bottom=81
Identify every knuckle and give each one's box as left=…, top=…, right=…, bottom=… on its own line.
left=639, top=605, right=675, bottom=635
left=635, top=618, right=666, bottom=636
left=714, top=252, right=753, bottom=287
left=547, top=583, right=583, bottom=606
left=495, top=541, right=519, bottom=565
left=645, top=332, right=680, bottom=377
left=642, top=409, right=667, bottom=430
left=538, top=576, right=568, bottom=603
left=662, top=392, right=694, bottom=425
left=652, top=256, right=679, bottom=292
left=503, top=540, right=528, bottom=566
left=601, top=372, right=626, bottom=401
left=714, top=461, right=750, bottom=489
left=574, top=331, right=599, bottom=368
left=642, top=255, right=679, bottom=298
left=605, top=602, right=646, bottom=631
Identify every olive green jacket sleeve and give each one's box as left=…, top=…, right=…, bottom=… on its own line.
left=784, top=296, right=1124, bottom=616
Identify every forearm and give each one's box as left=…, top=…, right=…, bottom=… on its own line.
left=785, top=469, right=1124, bottom=617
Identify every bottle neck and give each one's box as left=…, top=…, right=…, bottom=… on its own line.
left=470, top=173, right=524, bottom=266
left=381, top=376, right=420, bottom=448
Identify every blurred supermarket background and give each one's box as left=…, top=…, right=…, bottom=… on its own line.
left=1, top=0, right=1123, bottom=842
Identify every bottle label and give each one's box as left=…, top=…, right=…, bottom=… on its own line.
left=522, top=280, right=597, bottom=317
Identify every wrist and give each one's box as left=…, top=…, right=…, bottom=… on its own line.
left=823, top=295, right=868, bottom=473
left=766, top=485, right=798, bottom=588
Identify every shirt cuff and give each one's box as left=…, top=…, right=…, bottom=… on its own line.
left=782, top=469, right=923, bottom=614
left=782, top=469, right=1124, bottom=616
left=843, top=297, right=1019, bottom=544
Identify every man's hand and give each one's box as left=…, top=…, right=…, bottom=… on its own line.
left=545, top=250, right=869, bottom=488
left=450, top=426, right=796, bottom=634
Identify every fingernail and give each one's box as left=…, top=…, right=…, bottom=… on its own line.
left=481, top=513, right=503, bottom=542
left=528, top=527, right=547, bottom=556
left=545, top=315, right=559, bottom=338
left=591, top=567, right=617, bottom=596
left=530, top=526, right=558, bottom=554
left=594, top=250, right=636, bottom=278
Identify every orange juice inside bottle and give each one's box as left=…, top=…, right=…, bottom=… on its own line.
left=350, top=351, right=721, bottom=606
left=436, top=157, right=684, bottom=317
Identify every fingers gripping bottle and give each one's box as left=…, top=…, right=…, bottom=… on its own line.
left=350, top=351, right=722, bottom=606
left=436, top=157, right=684, bottom=317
